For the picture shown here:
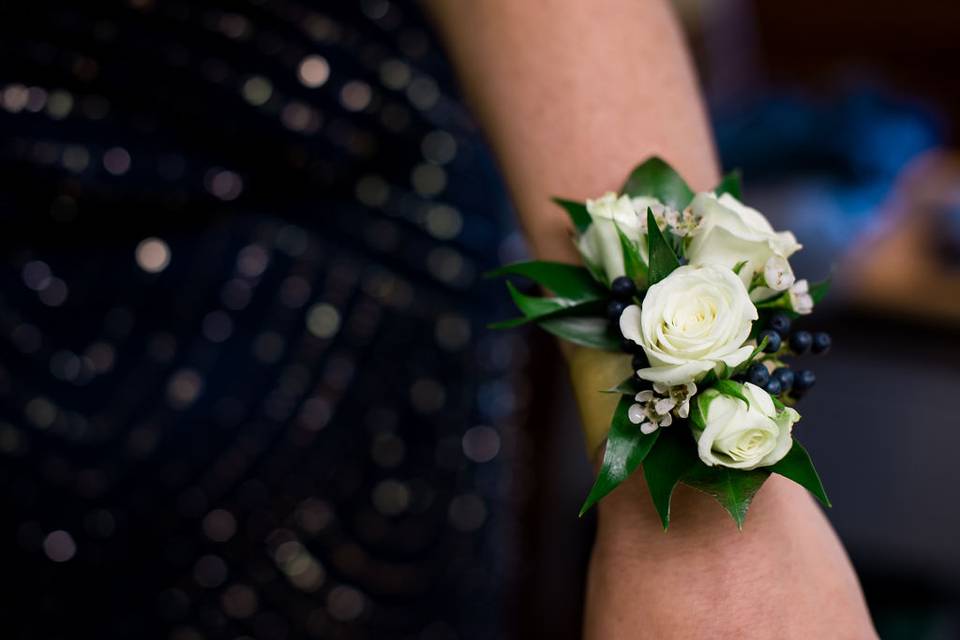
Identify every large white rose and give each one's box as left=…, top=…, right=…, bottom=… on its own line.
left=577, top=193, right=666, bottom=282
left=692, top=382, right=798, bottom=469
left=619, top=264, right=758, bottom=385
left=687, top=192, right=801, bottom=301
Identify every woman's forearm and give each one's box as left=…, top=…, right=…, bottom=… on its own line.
left=426, top=1, right=875, bottom=637
left=425, top=0, right=718, bottom=261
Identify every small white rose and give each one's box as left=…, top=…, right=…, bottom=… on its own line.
left=687, top=192, right=801, bottom=301
left=693, top=382, right=798, bottom=469
left=576, top=192, right=645, bottom=282
left=789, top=279, right=814, bottom=315
left=619, top=264, right=758, bottom=386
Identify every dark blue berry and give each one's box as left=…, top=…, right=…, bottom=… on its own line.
left=768, top=313, right=792, bottom=336
left=772, top=367, right=794, bottom=391
left=620, top=337, right=639, bottom=354
left=794, top=369, right=816, bottom=392
left=746, top=362, right=770, bottom=387
left=610, top=276, right=636, bottom=301
left=759, top=330, right=781, bottom=353
left=631, top=353, right=649, bottom=371
left=789, top=330, right=812, bottom=354
left=607, top=300, right=629, bottom=322
left=812, top=332, right=831, bottom=354
left=764, top=377, right=783, bottom=396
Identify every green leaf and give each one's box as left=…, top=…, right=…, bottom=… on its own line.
left=602, top=376, right=644, bottom=396
left=809, top=278, right=830, bottom=304
left=646, top=208, right=681, bottom=286
left=621, top=157, right=695, bottom=210
left=728, top=336, right=769, bottom=377
left=732, top=260, right=749, bottom=276
left=699, top=368, right=720, bottom=388
left=579, top=396, right=659, bottom=516
left=712, top=379, right=750, bottom=407
left=756, top=278, right=830, bottom=314
left=769, top=440, right=831, bottom=508
left=486, top=260, right=606, bottom=300
left=713, top=169, right=743, bottom=200
left=615, top=223, right=648, bottom=286
left=755, top=292, right=795, bottom=314
left=538, top=316, right=621, bottom=351
left=553, top=197, right=591, bottom=233
left=642, top=427, right=700, bottom=529
left=689, top=394, right=707, bottom=430
left=683, top=465, right=771, bottom=530
left=489, top=281, right=603, bottom=328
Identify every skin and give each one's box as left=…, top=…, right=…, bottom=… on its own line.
left=425, top=1, right=877, bottom=637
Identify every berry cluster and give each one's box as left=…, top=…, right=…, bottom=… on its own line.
left=607, top=277, right=649, bottom=366
left=744, top=312, right=830, bottom=399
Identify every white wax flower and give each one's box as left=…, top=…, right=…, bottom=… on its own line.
left=693, top=382, right=799, bottom=469
left=789, top=279, right=814, bottom=315
left=619, top=264, right=758, bottom=385
left=576, top=192, right=646, bottom=282
left=762, top=255, right=795, bottom=292
left=627, top=382, right=697, bottom=435
left=686, top=192, right=801, bottom=301
left=628, top=390, right=673, bottom=435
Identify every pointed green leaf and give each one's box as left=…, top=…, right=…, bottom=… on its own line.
left=602, top=376, right=644, bottom=396
left=689, top=394, right=707, bottom=430
left=579, top=396, right=659, bottom=516
left=553, top=197, right=591, bottom=233
left=486, top=261, right=605, bottom=300
left=615, top=222, right=648, bottom=286
left=642, top=427, right=700, bottom=529
left=621, top=157, right=695, bottom=210
left=755, top=292, right=795, bottom=314
left=769, top=440, right=831, bottom=508
left=809, top=278, right=830, bottom=304
left=682, top=465, right=770, bottom=530
left=538, top=316, right=621, bottom=351
left=488, top=281, right=604, bottom=328
left=732, top=335, right=770, bottom=376
left=646, top=208, right=680, bottom=286
left=712, top=379, right=750, bottom=407
left=713, top=169, right=743, bottom=200
left=733, top=260, right=749, bottom=276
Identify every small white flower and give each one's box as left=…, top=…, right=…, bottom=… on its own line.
left=628, top=390, right=674, bottom=435
left=626, top=382, right=697, bottom=434
left=652, top=382, right=697, bottom=419
left=762, top=255, right=795, bottom=292
left=631, top=198, right=700, bottom=237
left=789, top=279, right=814, bottom=315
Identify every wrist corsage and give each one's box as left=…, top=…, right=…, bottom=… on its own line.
left=491, top=158, right=831, bottom=529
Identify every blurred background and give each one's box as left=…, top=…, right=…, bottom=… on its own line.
left=0, top=1, right=957, bottom=639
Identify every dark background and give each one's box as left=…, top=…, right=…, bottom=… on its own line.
left=1, top=1, right=959, bottom=639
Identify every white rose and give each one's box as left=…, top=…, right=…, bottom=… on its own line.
left=576, top=192, right=644, bottom=282
left=687, top=192, right=801, bottom=301
left=692, top=382, right=798, bottom=469
left=619, top=264, right=758, bottom=385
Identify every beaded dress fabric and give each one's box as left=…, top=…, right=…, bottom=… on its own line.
left=0, top=2, right=523, bottom=638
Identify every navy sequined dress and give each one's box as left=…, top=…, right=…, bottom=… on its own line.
left=0, top=2, right=523, bottom=638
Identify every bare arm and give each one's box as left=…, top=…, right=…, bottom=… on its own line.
left=425, top=1, right=876, bottom=637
